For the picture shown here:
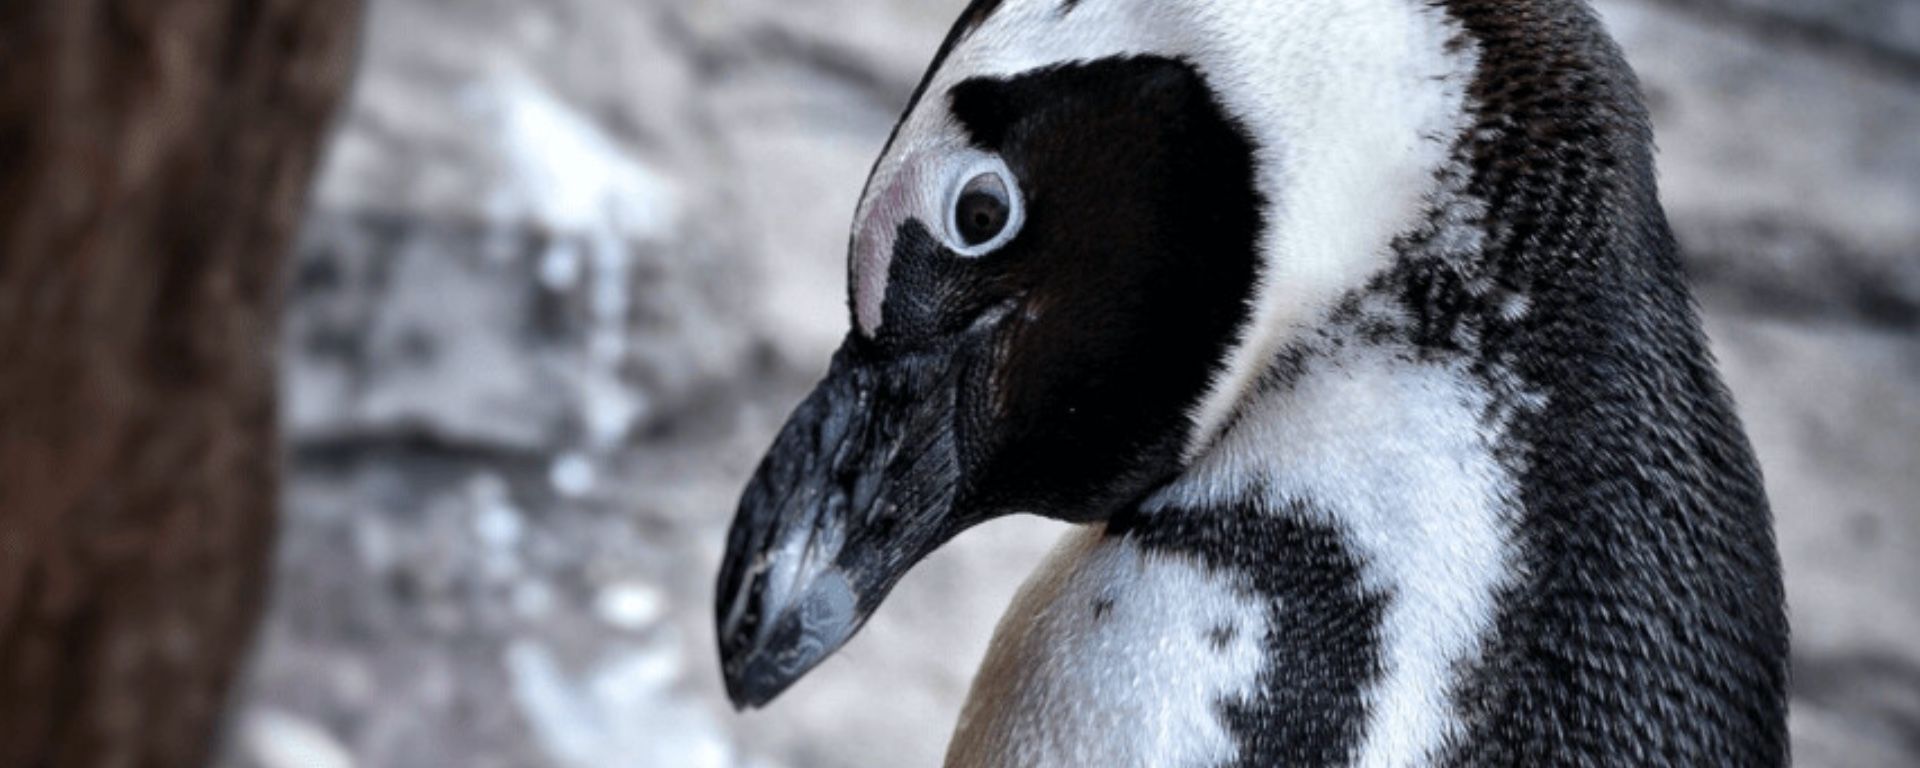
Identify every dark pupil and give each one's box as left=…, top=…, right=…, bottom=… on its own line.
left=956, top=173, right=1010, bottom=247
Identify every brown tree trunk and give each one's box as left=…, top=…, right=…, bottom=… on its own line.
left=0, top=2, right=361, bottom=766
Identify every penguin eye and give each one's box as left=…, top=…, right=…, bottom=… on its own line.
left=943, top=158, right=1022, bottom=256
left=955, top=174, right=1009, bottom=246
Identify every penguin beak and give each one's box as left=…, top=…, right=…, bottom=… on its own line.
left=715, top=341, right=966, bottom=709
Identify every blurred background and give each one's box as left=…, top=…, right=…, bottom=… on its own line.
left=5, top=0, right=1912, bottom=767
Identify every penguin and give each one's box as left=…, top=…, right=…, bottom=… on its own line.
left=715, top=0, right=1790, bottom=765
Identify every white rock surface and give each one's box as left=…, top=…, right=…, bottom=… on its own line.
left=241, top=710, right=357, bottom=768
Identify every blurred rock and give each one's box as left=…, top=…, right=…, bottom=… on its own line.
left=1709, top=314, right=1920, bottom=659
left=1604, top=0, right=1920, bottom=319
left=1683, top=217, right=1920, bottom=328
left=1660, top=0, right=1920, bottom=74
left=1790, top=651, right=1920, bottom=768
left=240, top=710, right=357, bottom=768
left=506, top=639, right=734, bottom=768
left=284, top=208, right=757, bottom=453
left=296, top=0, right=764, bottom=455
left=286, top=216, right=574, bottom=450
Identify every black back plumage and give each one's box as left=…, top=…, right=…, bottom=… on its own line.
left=1434, top=1, right=1789, bottom=763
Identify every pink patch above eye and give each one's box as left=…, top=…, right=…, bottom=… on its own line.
left=852, top=159, right=929, bottom=336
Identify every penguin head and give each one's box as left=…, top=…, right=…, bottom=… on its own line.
left=717, top=53, right=1263, bottom=708
left=717, top=0, right=1484, bottom=707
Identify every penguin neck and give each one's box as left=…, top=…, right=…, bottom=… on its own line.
left=1120, top=282, right=1533, bottom=767
left=1119, top=133, right=1554, bottom=768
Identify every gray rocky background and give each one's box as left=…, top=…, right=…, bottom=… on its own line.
left=216, top=0, right=1920, bottom=766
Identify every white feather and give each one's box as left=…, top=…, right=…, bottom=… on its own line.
left=946, top=527, right=1269, bottom=768
left=1156, top=344, right=1524, bottom=767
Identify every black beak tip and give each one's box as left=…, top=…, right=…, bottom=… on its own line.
left=714, top=567, right=859, bottom=711
left=720, top=651, right=790, bottom=711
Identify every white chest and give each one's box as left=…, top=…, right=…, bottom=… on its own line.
left=944, top=528, right=1270, bottom=768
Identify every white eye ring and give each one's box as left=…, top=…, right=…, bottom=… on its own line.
left=942, top=155, right=1023, bottom=257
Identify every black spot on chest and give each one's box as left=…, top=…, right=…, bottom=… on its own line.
left=1091, top=596, right=1115, bottom=620
left=1207, top=621, right=1238, bottom=652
